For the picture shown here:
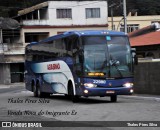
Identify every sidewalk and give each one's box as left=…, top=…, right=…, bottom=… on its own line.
left=0, top=82, right=25, bottom=89
left=120, top=94, right=160, bottom=102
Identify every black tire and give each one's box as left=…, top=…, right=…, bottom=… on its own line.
left=42, top=93, right=50, bottom=98
left=33, top=84, right=38, bottom=97
left=64, top=94, right=70, bottom=99
left=68, top=83, right=79, bottom=103
left=33, top=82, right=49, bottom=98
left=36, top=83, right=46, bottom=98
left=110, top=95, right=117, bottom=102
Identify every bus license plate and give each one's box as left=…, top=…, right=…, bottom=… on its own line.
left=106, top=91, right=115, bottom=94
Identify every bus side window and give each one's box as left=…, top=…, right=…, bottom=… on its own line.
left=72, top=37, right=79, bottom=54
left=32, top=54, right=37, bottom=61
left=26, top=54, right=33, bottom=61
left=25, top=49, right=33, bottom=61
left=65, top=37, right=72, bottom=57
left=53, top=39, right=66, bottom=57
left=65, top=35, right=79, bottom=57
left=71, top=36, right=83, bottom=75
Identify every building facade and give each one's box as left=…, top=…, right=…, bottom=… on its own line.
left=129, top=23, right=160, bottom=59
left=0, top=28, right=24, bottom=84
left=108, top=15, right=160, bottom=33
left=18, top=1, right=108, bottom=44
left=0, top=1, right=108, bottom=84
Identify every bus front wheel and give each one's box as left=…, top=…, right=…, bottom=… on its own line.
left=110, top=95, right=117, bottom=102
left=68, top=83, right=79, bottom=103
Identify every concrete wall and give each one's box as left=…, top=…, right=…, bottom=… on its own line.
left=134, top=61, right=160, bottom=95
left=0, top=63, right=11, bottom=84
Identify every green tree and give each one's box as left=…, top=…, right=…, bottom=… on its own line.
left=135, top=0, right=160, bottom=15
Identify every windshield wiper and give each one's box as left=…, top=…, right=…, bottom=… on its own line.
left=109, top=55, right=123, bottom=78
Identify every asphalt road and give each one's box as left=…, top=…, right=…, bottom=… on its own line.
left=0, top=85, right=160, bottom=130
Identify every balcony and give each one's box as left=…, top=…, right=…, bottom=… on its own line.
left=0, top=43, right=25, bottom=55
left=21, top=20, right=49, bottom=26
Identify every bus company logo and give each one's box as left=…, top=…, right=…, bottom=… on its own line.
left=47, top=63, right=60, bottom=70
left=108, top=83, right=112, bottom=87
left=2, top=122, right=11, bottom=127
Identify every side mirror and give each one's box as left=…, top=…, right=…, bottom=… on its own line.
left=131, top=48, right=138, bottom=65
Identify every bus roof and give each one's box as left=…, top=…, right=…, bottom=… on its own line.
left=30, top=30, right=126, bottom=45
left=66, top=30, right=126, bottom=36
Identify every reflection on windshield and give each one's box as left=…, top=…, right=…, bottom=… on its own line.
left=84, top=45, right=108, bottom=72
left=82, top=36, right=133, bottom=78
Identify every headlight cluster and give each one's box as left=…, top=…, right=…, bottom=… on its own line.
left=123, top=83, right=134, bottom=88
left=84, top=83, right=97, bottom=88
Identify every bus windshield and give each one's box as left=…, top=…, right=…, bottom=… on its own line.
left=81, top=35, right=133, bottom=78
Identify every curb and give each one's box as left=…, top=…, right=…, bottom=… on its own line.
left=0, top=83, right=25, bottom=89
left=119, top=95, right=160, bottom=102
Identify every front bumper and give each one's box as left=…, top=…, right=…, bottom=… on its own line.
left=77, top=86, right=133, bottom=96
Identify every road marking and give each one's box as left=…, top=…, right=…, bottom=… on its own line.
left=18, top=90, right=33, bottom=94
left=155, top=98, right=160, bottom=102
left=120, top=95, right=160, bottom=102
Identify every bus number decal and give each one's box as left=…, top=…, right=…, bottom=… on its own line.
left=47, top=63, right=60, bottom=70
left=93, top=80, right=106, bottom=84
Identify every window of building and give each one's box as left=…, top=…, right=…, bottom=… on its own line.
left=20, top=7, right=48, bottom=20
left=39, top=8, right=48, bottom=19
left=120, top=24, right=139, bottom=33
left=57, top=32, right=65, bottom=34
left=56, top=9, right=72, bottom=18
left=24, top=32, right=49, bottom=43
left=2, top=29, right=21, bottom=43
left=10, top=63, right=24, bottom=83
left=33, top=10, right=38, bottom=19
left=86, top=8, right=100, bottom=18
left=27, top=12, right=32, bottom=20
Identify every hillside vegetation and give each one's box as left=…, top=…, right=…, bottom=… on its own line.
left=0, top=0, right=159, bottom=17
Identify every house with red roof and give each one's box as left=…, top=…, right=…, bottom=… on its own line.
left=129, top=23, right=160, bottom=58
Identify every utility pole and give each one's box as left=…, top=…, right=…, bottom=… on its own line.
left=0, top=29, right=3, bottom=51
left=123, top=0, right=127, bottom=33
left=111, top=7, right=114, bottom=30
left=109, top=3, right=116, bottom=30
left=0, top=28, right=4, bottom=61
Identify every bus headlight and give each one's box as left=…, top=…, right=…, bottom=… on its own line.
left=84, top=83, right=97, bottom=88
left=130, top=89, right=134, bottom=93
left=123, top=83, right=133, bottom=88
